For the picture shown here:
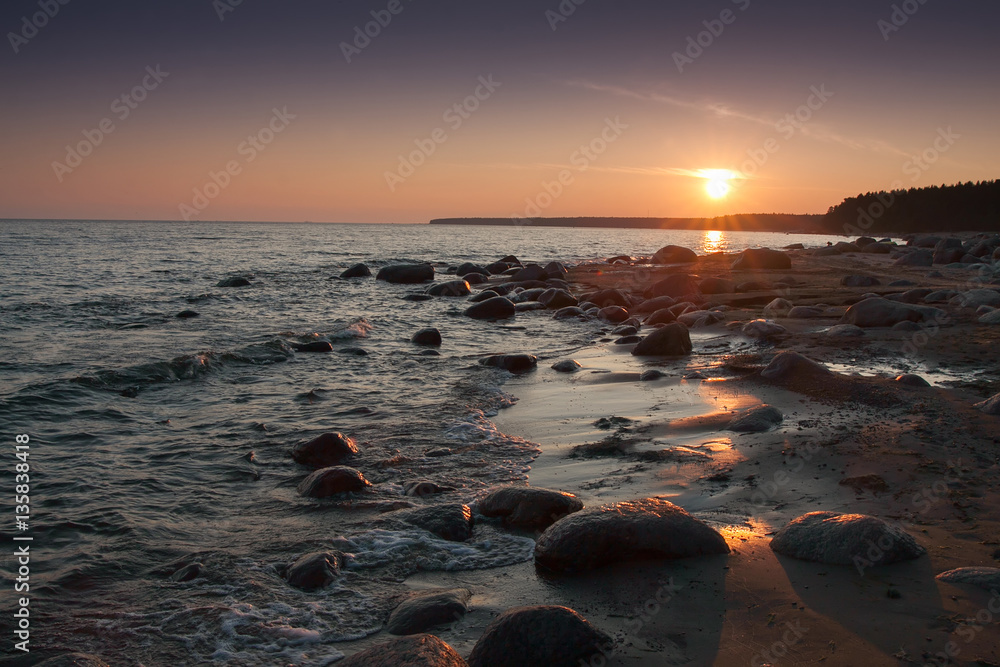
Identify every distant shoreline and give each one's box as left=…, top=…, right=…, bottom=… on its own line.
left=429, top=214, right=826, bottom=234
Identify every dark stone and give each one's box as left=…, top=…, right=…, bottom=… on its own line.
left=727, top=405, right=783, bottom=432
left=760, top=352, right=832, bottom=382
left=633, top=296, right=677, bottom=313
left=895, top=250, right=934, bottom=267
left=176, top=309, right=200, bottom=318
left=855, top=237, right=877, bottom=247
left=615, top=335, right=642, bottom=344
left=287, top=551, right=343, bottom=590
left=509, top=264, right=548, bottom=282
left=217, top=276, right=252, bottom=287
left=467, top=606, right=610, bottom=667
left=731, top=248, right=791, bottom=271
left=469, top=290, right=500, bottom=303
left=553, top=306, right=585, bottom=320
left=551, top=360, right=582, bottom=373
left=895, top=374, right=930, bottom=387
left=298, top=466, right=371, bottom=497
left=742, top=320, right=787, bottom=341
left=643, top=274, right=699, bottom=299
left=770, top=512, right=925, bottom=567
left=412, top=328, right=442, bottom=346
left=598, top=306, right=629, bottom=323
left=840, top=275, right=881, bottom=287
left=292, top=432, right=359, bottom=468
left=427, top=280, right=471, bottom=297
left=534, top=498, right=729, bottom=572
left=587, top=288, right=630, bottom=308
left=652, top=245, right=698, bottom=264
left=478, top=486, right=583, bottom=530
left=974, top=393, right=1000, bottom=415
left=388, top=589, right=472, bottom=635
left=631, top=323, right=692, bottom=356
left=498, top=255, right=521, bottom=265
left=377, top=264, right=435, bottom=284
left=840, top=297, right=943, bottom=327
left=341, top=263, right=372, bottom=279
left=464, top=273, right=488, bottom=286
left=457, top=262, right=490, bottom=276
left=339, top=634, right=468, bottom=667
left=543, top=261, right=568, bottom=279
left=645, top=308, right=677, bottom=326
left=170, top=562, right=203, bottom=582
left=861, top=243, right=893, bottom=254
left=338, top=347, right=369, bottom=356
left=538, top=289, right=577, bottom=309
left=404, top=480, right=455, bottom=497
left=640, top=369, right=666, bottom=381
left=481, top=354, right=537, bottom=374
left=466, top=297, right=516, bottom=320
left=392, top=504, right=474, bottom=541
left=514, top=301, right=546, bottom=313
left=833, top=242, right=861, bottom=254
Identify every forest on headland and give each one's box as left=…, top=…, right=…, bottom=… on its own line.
left=431, top=180, right=1000, bottom=235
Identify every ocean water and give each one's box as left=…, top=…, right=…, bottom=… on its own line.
left=0, top=220, right=841, bottom=665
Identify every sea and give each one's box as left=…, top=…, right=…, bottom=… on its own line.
left=0, top=220, right=845, bottom=666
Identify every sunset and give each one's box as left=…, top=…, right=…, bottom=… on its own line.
left=3, top=2, right=1000, bottom=666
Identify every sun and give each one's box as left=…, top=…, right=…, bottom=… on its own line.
left=701, top=169, right=736, bottom=200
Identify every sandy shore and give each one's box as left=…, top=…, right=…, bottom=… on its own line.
left=342, top=243, right=1000, bottom=666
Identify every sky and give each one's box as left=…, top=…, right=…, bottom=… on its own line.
left=1, top=0, right=997, bottom=223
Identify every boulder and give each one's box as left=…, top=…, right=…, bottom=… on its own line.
left=377, top=264, right=435, bottom=284
left=341, top=263, right=372, bottom=279
left=298, top=466, right=371, bottom=498
left=652, top=245, right=698, bottom=264
left=534, top=498, right=728, bottom=572
left=598, top=306, right=629, bottom=323
left=640, top=369, right=666, bottom=381
left=895, top=374, right=930, bottom=387
left=841, top=275, right=881, bottom=287
left=217, top=276, right=251, bottom=287
left=861, top=243, right=893, bottom=254
left=467, top=606, right=610, bottom=667
left=412, top=328, right=443, bottom=346
left=456, top=262, right=490, bottom=277
left=974, top=393, right=1000, bottom=415
left=813, top=246, right=841, bottom=257
left=631, top=323, right=692, bottom=356
left=509, top=264, right=548, bottom=282
left=404, top=294, right=434, bottom=302
left=553, top=306, right=585, bottom=320
left=551, top=360, right=582, bottom=373
left=392, top=504, right=474, bottom=542
left=677, top=310, right=723, bottom=327
left=644, top=274, right=699, bottom=300
left=894, top=250, right=934, bottom=267
left=979, top=310, right=1000, bottom=325
left=615, top=335, right=642, bottom=345
left=935, top=567, right=1000, bottom=590
left=760, top=352, right=833, bottom=382
left=176, top=309, right=200, bottom=318
left=825, top=324, right=865, bottom=337
left=427, top=280, right=471, bottom=297
left=833, top=242, right=861, bottom=254
left=339, top=634, right=468, bottom=667
left=464, top=273, right=488, bottom=286
left=481, top=354, right=537, bottom=374
left=291, top=432, right=359, bottom=468
left=587, top=288, right=630, bottom=308
left=644, top=308, right=677, bottom=326
left=742, top=320, right=788, bottom=341
left=770, top=512, right=925, bottom=567
left=543, top=261, right=568, bottom=279
left=634, top=296, right=677, bottom=313
left=466, top=297, right=516, bottom=320
left=786, top=306, right=824, bottom=319
left=170, top=562, right=203, bottom=582
left=855, top=237, right=877, bottom=247
left=478, top=486, right=583, bottom=530
left=763, top=298, right=793, bottom=316
left=731, top=248, right=791, bottom=271
left=388, top=589, right=472, bottom=635
left=469, top=290, right=500, bottom=303
left=959, top=289, right=1000, bottom=308
left=888, top=288, right=934, bottom=304
left=840, top=297, right=943, bottom=328
left=727, top=405, right=783, bottom=433
left=538, top=289, right=577, bottom=309
left=286, top=551, right=343, bottom=590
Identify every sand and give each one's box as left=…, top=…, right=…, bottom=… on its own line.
left=340, top=245, right=1000, bottom=666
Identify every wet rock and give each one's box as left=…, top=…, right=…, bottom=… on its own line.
left=615, top=335, right=642, bottom=344
left=466, top=297, right=516, bottom=320
left=287, top=551, right=343, bottom=590
left=553, top=306, right=585, bottom=320
left=840, top=297, right=943, bottom=328
left=634, top=295, right=677, bottom=313
left=176, top=309, right=200, bottom=318
left=551, top=359, right=582, bottom=373
left=727, top=405, right=783, bottom=432
left=469, top=290, right=500, bottom=303
left=412, top=328, right=442, bottom=346
left=598, top=306, right=629, bottom=323
left=543, top=261, right=568, bottom=279
left=481, top=354, right=537, bottom=374
left=464, top=273, right=488, bottom=286
left=652, top=245, right=698, bottom=264
left=377, top=264, right=435, bottom=284
left=762, top=298, right=793, bottom=317
left=894, top=250, right=934, bottom=267
left=825, top=324, right=865, bottom=337
left=786, top=306, right=824, bottom=319
left=813, top=246, right=841, bottom=257
left=612, top=325, right=638, bottom=336
left=170, top=562, right=203, bottom=582
left=467, top=606, right=610, bottom=667
left=298, top=466, right=371, bottom=498
left=427, top=280, right=471, bottom=297
left=339, top=634, right=468, bottom=667
left=742, top=319, right=787, bottom=341
left=760, top=352, right=833, bottom=382
left=217, top=276, right=252, bottom=287
left=644, top=274, right=699, bottom=300
left=538, top=288, right=577, bottom=309
left=509, top=264, right=548, bottom=282
left=478, top=486, right=583, bottom=531
left=632, top=323, right=692, bottom=356
left=587, top=288, right=630, bottom=308
left=34, top=654, right=112, bottom=667
left=640, top=369, right=666, bottom=381
left=292, top=432, right=359, bottom=468
left=338, top=347, right=369, bottom=356
left=677, top=310, right=723, bottom=327
left=293, top=340, right=334, bottom=353
left=404, top=480, right=454, bottom=497
left=895, top=374, right=930, bottom=387
left=959, top=289, right=1000, bottom=308
left=731, top=248, right=791, bottom=271
left=457, top=262, right=490, bottom=277
left=841, top=275, right=881, bottom=287
left=388, top=589, right=472, bottom=635
left=645, top=307, right=677, bottom=326
left=392, top=504, right=474, bottom=541
left=974, top=393, right=1000, bottom=415
left=936, top=567, right=1000, bottom=590
left=770, top=511, right=925, bottom=567
left=534, top=498, right=728, bottom=572
left=341, top=263, right=372, bottom=279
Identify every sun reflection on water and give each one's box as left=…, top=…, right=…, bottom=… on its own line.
left=702, top=230, right=727, bottom=254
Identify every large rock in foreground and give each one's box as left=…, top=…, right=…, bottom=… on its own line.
left=377, top=264, right=435, bottom=284
left=770, top=512, right=925, bottom=568
left=534, top=498, right=729, bottom=573
left=291, top=432, right=358, bottom=468
left=731, top=248, right=791, bottom=271
left=467, top=606, right=610, bottom=667
left=339, top=634, right=468, bottom=667
left=840, top=297, right=943, bottom=328
left=478, top=486, right=583, bottom=531
left=631, top=323, right=692, bottom=356
left=298, top=466, right=371, bottom=498
left=387, top=589, right=472, bottom=635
